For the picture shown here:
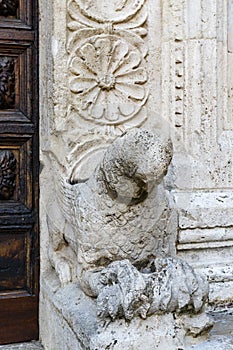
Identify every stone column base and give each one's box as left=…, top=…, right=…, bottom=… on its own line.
left=40, top=270, right=211, bottom=350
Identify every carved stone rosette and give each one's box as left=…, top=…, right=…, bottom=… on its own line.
left=0, top=0, right=19, bottom=17
left=67, top=0, right=148, bottom=127
left=0, top=57, right=15, bottom=109
left=0, top=150, right=16, bottom=200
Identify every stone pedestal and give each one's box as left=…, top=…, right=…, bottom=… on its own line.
left=41, top=271, right=207, bottom=350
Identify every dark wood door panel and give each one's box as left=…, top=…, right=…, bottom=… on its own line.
left=0, top=0, right=34, bottom=29
left=0, top=43, right=35, bottom=123
left=0, top=296, right=38, bottom=344
left=0, top=231, right=27, bottom=291
left=0, top=56, right=15, bottom=110
left=0, top=226, right=33, bottom=293
left=0, top=0, right=38, bottom=344
left=0, top=29, right=34, bottom=40
left=0, top=138, right=33, bottom=208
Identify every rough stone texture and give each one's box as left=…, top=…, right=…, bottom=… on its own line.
left=39, top=0, right=233, bottom=308
left=2, top=311, right=233, bottom=350
left=0, top=343, right=43, bottom=350
left=161, top=0, right=233, bottom=298
left=187, top=308, right=233, bottom=350
left=39, top=0, right=233, bottom=349
left=189, top=338, right=233, bottom=350
left=46, top=128, right=209, bottom=325
left=40, top=271, right=211, bottom=350
left=40, top=272, right=233, bottom=350
left=40, top=128, right=212, bottom=348
left=54, top=129, right=175, bottom=278
left=94, top=257, right=209, bottom=321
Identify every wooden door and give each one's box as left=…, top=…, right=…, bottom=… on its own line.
left=0, top=0, right=39, bottom=344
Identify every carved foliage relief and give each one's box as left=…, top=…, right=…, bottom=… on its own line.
left=67, top=0, right=149, bottom=126
left=0, top=150, right=16, bottom=200
left=0, top=0, right=19, bottom=17
left=0, top=57, right=15, bottom=109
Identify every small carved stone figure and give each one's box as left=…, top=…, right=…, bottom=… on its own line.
left=0, top=0, right=19, bottom=17
left=0, top=57, right=15, bottom=109
left=0, top=150, right=16, bottom=200
left=49, top=128, right=209, bottom=326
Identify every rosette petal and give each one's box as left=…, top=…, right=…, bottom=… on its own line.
left=108, top=40, right=129, bottom=75
left=69, top=76, right=97, bottom=94
left=111, top=88, right=135, bottom=116
left=105, top=90, right=121, bottom=121
left=114, top=50, right=141, bottom=76
left=94, top=38, right=113, bottom=75
left=70, top=83, right=101, bottom=111
left=90, top=90, right=106, bottom=119
left=80, top=43, right=101, bottom=75
left=90, top=89, right=126, bottom=122
left=70, top=57, right=96, bottom=79
left=116, top=82, right=145, bottom=100
left=116, top=67, right=147, bottom=84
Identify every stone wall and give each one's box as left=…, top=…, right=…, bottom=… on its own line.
left=164, top=0, right=233, bottom=303
left=39, top=0, right=233, bottom=347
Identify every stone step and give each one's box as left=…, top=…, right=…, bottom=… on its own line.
left=0, top=342, right=43, bottom=350
left=0, top=310, right=233, bottom=349
left=187, top=308, right=233, bottom=350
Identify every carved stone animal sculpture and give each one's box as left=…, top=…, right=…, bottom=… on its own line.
left=49, top=128, right=209, bottom=321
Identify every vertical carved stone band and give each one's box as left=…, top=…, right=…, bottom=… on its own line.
left=0, top=57, right=15, bottom=109
left=0, top=0, right=19, bottom=17
left=0, top=150, right=16, bottom=200
left=67, top=0, right=148, bottom=126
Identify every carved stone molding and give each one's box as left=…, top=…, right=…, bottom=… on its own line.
left=174, top=42, right=184, bottom=129
left=0, top=57, right=15, bottom=109
left=67, top=0, right=148, bottom=56
left=0, top=0, right=19, bottom=17
left=67, top=0, right=148, bottom=127
left=67, top=130, right=118, bottom=183
left=73, top=0, right=145, bottom=23
left=0, top=150, right=16, bottom=200
left=227, top=0, right=233, bottom=130
left=69, top=36, right=148, bottom=125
